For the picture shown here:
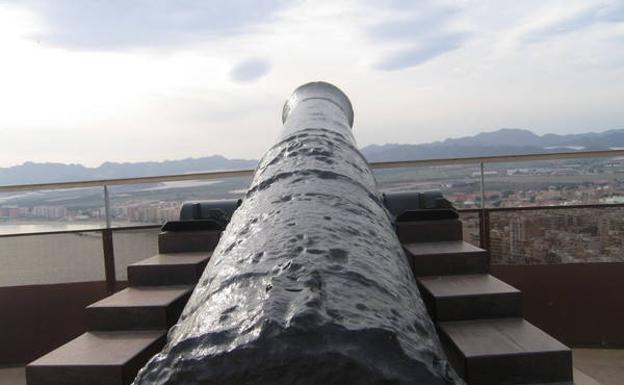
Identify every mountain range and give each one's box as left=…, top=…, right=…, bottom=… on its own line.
left=0, top=156, right=257, bottom=186
left=360, top=128, right=624, bottom=162
left=1, top=128, right=623, bottom=185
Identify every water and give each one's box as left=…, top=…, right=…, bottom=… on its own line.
left=0, top=222, right=104, bottom=235
left=0, top=221, right=156, bottom=235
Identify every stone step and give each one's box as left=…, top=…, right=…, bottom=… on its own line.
left=403, top=241, right=489, bottom=276
left=127, top=252, right=210, bottom=286
left=418, top=274, right=522, bottom=321
left=26, top=331, right=165, bottom=385
left=439, top=318, right=573, bottom=385
left=396, top=219, right=463, bottom=244
left=86, top=286, right=193, bottom=331
left=158, top=229, right=221, bottom=253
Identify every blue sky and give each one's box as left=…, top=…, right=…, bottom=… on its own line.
left=0, top=0, right=623, bottom=166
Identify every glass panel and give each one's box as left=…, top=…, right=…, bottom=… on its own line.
left=113, top=227, right=160, bottom=281
left=374, top=164, right=482, bottom=209
left=489, top=207, right=624, bottom=265
left=0, top=231, right=105, bottom=287
left=483, top=156, right=624, bottom=208
left=0, top=187, right=105, bottom=235
left=459, top=210, right=480, bottom=246
left=108, top=176, right=251, bottom=227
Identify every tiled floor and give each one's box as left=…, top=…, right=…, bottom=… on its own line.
left=1, top=349, right=622, bottom=385
left=0, top=366, right=25, bottom=385
left=573, top=349, right=624, bottom=385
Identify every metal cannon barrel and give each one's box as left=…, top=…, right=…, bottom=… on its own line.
left=133, top=82, right=460, bottom=385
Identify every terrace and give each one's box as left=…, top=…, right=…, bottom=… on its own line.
left=2, top=149, right=624, bottom=385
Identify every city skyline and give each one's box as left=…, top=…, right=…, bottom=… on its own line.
left=1, top=0, right=624, bottom=167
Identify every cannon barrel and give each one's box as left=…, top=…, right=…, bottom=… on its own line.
left=133, top=82, right=460, bottom=385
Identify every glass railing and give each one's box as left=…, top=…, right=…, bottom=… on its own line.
left=0, top=230, right=105, bottom=287
left=487, top=205, right=624, bottom=265
left=2, top=148, right=624, bottom=288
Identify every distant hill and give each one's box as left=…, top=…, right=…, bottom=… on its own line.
left=2, top=128, right=623, bottom=185
left=360, top=128, right=624, bottom=162
left=0, top=155, right=257, bottom=185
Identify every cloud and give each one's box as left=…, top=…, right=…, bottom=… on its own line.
left=375, top=32, right=466, bottom=70
left=365, top=1, right=468, bottom=70
left=9, top=0, right=291, bottom=50
left=229, top=58, right=271, bottom=83
left=367, top=7, right=457, bottom=42
left=526, top=2, right=624, bottom=42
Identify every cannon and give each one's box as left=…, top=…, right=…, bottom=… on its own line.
left=133, top=82, right=462, bottom=385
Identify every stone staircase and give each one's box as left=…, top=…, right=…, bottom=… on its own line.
left=27, top=215, right=575, bottom=385
left=399, top=218, right=574, bottom=385
left=26, top=228, right=220, bottom=385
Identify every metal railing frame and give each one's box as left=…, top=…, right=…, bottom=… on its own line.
left=2, top=149, right=624, bottom=290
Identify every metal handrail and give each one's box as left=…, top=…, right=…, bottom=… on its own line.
left=458, top=202, right=624, bottom=213
left=0, top=169, right=256, bottom=193
left=368, top=148, right=624, bottom=169
left=2, top=149, right=624, bottom=193
left=0, top=224, right=161, bottom=238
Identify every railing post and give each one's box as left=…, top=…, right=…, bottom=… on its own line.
left=102, top=185, right=116, bottom=293
left=104, top=185, right=112, bottom=229
left=102, top=228, right=116, bottom=293
left=479, top=162, right=486, bottom=209
left=478, top=162, right=490, bottom=252
left=479, top=209, right=491, bottom=254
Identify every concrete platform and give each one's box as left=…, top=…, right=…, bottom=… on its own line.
left=5, top=349, right=622, bottom=385
left=573, top=349, right=624, bottom=385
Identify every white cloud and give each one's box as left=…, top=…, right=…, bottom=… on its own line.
left=4, top=0, right=292, bottom=50
left=229, top=58, right=271, bottom=82
left=0, top=0, right=623, bottom=167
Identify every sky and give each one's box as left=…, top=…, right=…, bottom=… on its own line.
left=0, top=0, right=623, bottom=167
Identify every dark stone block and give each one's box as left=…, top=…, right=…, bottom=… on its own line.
left=26, top=331, right=165, bottom=385
left=396, top=219, right=463, bottom=243
left=404, top=241, right=489, bottom=276
left=439, top=319, right=573, bottom=385
left=86, top=287, right=193, bottom=330
left=160, top=220, right=224, bottom=232
left=396, top=209, right=459, bottom=222
left=158, top=230, right=221, bottom=253
left=418, top=274, right=522, bottom=321
left=384, top=191, right=454, bottom=218
left=179, top=199, right=241, bottom=222
left=127, top=253, right=210, bottom=286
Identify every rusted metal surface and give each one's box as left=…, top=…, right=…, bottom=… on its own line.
left=132, top=82, right=460, bottom=384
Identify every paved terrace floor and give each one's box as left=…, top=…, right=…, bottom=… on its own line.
left=1, top=349, right=621, bottom=385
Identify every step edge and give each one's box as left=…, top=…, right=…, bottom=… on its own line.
left=86, top=287, right=193, bottom=309
left=424, top=290, right=523, bottom=299
left=26, top=331, right=166, bottom=367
